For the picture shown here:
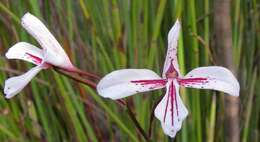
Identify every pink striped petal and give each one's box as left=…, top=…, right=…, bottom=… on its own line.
left=4, top=65, right=43, bottom=98
left=162, top=20, right=181, bottom=78
left=154, top=79, right=188, bottom=138
left=21, top=13, right=74, bottom=69
left=179, top=66, right=240, bottom=96
left=6, top=42, right=43, bottom=65
left=97, top=69, right=167, bottom=100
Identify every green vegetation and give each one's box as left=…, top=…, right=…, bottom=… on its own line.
left=0, top=0, right=259, bottom=141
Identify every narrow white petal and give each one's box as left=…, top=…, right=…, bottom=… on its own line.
left=21, top=12, right=74, bottom=69
left=4, top=66, right=43, bottom=98
left=97, top=69, right=166, bottom=100
left=162, top=20, right=181, bottom=78
left=154, top=79, right=188, bottom=138
left=6, top=42, right=43, bottom=65
left=180, top=66, right=240, bottom=96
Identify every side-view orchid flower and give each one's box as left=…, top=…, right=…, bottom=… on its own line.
left=4, top=12, right=88, bottom=98
left=97, top=20, right=240, bottom=138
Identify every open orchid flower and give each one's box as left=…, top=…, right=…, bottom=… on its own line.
left=4, top=12, right=81, bottom=98
left=97, top=20, right=240, bottom=138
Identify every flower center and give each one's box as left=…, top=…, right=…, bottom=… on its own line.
left=166, top=71, right=178, bottom=78
left=166, top=59, right=178, bottom=79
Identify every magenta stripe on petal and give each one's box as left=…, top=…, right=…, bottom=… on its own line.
left=178, top=77, right=208, bottom=85
left=131, top=79, right=167, bottom=89
left=25, top=52, right=43, bottom=64
left=170, top=81, right=175, bottom=126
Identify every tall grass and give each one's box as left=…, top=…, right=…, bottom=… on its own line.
left=0, top=0, right=259, bottom=141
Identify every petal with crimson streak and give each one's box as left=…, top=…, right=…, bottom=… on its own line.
left=154, top=79, right=188, bottom=138
left=6, top=42, right=43, bottom=65
left=179, top=66, right=240, bottom=96
left=97, top=69, right=167, bottom=100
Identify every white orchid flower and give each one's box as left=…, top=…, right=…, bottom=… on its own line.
left=4, top=13, right=80, bottom=98
left=97, top=20, right=240, bottom=138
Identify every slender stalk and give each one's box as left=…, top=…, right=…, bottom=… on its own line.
left=126, top=101, right=150, bottom=142
left=148, top=94, right=164, bottom=138
left=64, top=67, right=101, bottom=80
left=54, top=68, right=97, bottom=89
left=68, top=67, right=101, bottom=80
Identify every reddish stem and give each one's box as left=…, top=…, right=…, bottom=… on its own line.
left=67, top=67, right=101, bottom=80
left=54, top=68, right=97, bottom=89
left=148, top=94, right=164, bottom=138
left=126, top=101, right=150, bottom=142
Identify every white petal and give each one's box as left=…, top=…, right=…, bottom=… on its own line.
left=154, top=79, right=188, bottom=138
left=97, top=69, right=166, bottom=100
left=180, top=66, right=240, bottom=96
left=21, top=12, right=74, bottom=69
left=162, top=20, right=181, bottom=78
left=4, top=66, right=43, bottom=98
left=6, top=42, right=43, bottom=65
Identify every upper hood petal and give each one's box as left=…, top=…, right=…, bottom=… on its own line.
left=21, top=12, right=74, bottom=69
left=97, top=69, right=166, bottom=100
left=162, top=20, right=181, bottom=78
left=4, top=65, right=43, bottom=98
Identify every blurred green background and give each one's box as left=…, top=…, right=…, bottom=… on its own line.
left=0, top=0, right=259, bottom=142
